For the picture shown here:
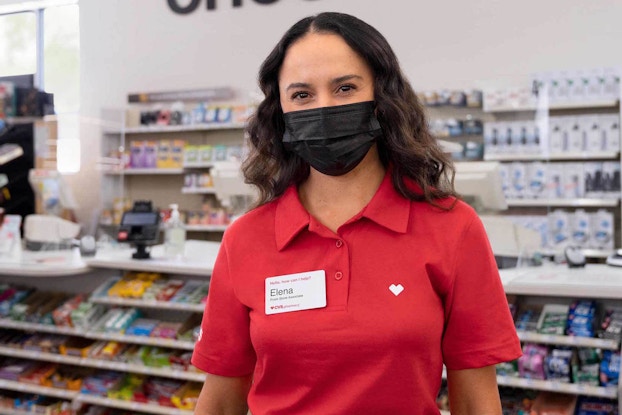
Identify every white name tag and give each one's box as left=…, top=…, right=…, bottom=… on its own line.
left=265, top=270, right=326, bottom=315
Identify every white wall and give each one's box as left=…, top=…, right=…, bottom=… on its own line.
left=75, top=0, right=622, bottom=224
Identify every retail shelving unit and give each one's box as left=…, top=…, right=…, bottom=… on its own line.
left=98, top=107, right=248, bottom=241
left=483, top=92, right=622, bottom=260
left=0, top=244, right=216, bottom=414
left=2, top=247, right=622, bottom=412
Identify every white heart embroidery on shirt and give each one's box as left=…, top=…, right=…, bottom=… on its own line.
left=389, top=283, right=404, bottom=296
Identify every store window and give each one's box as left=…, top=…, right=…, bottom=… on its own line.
left=0, top=12, right=37, bottom=77
left=0, top=1, right=80, bottom=173
left=44, top=4, right=80, bottom=173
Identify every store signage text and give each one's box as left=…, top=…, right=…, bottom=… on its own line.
left=168, top=0, right=316, bottom=14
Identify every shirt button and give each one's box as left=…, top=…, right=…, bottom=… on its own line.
left=334, top=271, right=343, bottom=280
left=335, top=240, right=343, bottom=248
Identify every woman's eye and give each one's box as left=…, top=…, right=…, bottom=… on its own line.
left=292, top=91, right=310, bottom=100
left=338, top=84, right=356, bottom=93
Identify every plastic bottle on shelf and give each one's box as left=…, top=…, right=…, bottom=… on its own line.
left=164, top=203, right=186, bottom=260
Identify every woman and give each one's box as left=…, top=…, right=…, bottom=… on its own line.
left=192, top=12, right=521, bottom=415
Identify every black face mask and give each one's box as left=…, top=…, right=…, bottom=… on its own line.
left=282, top=101, right=383, bottom=176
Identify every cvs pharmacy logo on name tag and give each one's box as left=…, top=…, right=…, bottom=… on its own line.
left=265, top=270, right=326, bottom=315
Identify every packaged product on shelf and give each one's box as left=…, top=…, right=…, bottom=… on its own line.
left=537, top=304, right=570, bottom=335
left=129, top=140, right=146, bottom=168
left=526, top=162, right=547, bottom=199
left=171, top=381, right=201, bottom=410
left=602, top=161, right=621, bottom=199
left=198, top=144, right=213, bottom=163
left=548, top=117, right=566, bottom=155
left=598, top=306, right=622, bottom=341
left=548, top=210, right=570, bottom=250
left=213, top=144, right=228, bottom=161
left=602, top=67, right=621, bottom=99
left=183, top=144, right=199, bottom=166
left=125, top=318, right=159, bottom=337
left=170, top=139, right=186, bottom=168
left=144, top=140, right=158, bottom=168
left=177, top=314, right=202, bottom=342
left=155, top=280, right=185, bottom=301
left=22, top=333, right=68, bottom=353
left=584, top=162, right=604, bottom=199
left=543, top=348, right=573, bottom=383
left=518, top=343, right=548, bottom=380
left=562, top=162, right=584, bottom=199
left=575, top=396, right=619, bottom=415
left=566, top=117, right=584, bottom=152
left=590, top=210, right=614, bottom=250
left=169, top=350, right=193, bottom=371
left=80, top=370, right=124, bottom=397
left=150, top=321, right=182, bottom=339
left=52, top=294, right=86, bottom=327
left=157, top=139, right=171, bottom=169
left=601, top=114, right=620, bottom=153
left=509, top=162, right=527, bottom=199
left=0, top=287, right=32, bottom=317
left=515, top=304, right=543, bottom=332
left=143, top=347, right=172, bottom=368
left=71, top=302, right=106, bottom=330
left=573, top=348, right=601, bottom=386
left=599, top=350, right=620, bottom=386
left=18, top=362, right=57, bottom=385
left=59, top=337, right=97, bottom=358
left=570, top=210, right=591, bottom=249
left=583, top=115, right=605, bottom=153
left=566, top=299, right=596, bottom=337
left=48, top=365, right=92, bottom=390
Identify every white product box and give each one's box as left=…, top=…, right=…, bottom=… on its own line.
left=569, top=69, right=588, bottom=101
left=510, top=122, right=526, bottom=154
left=566, top=117, right=584, bottom=152
left=546, top=163, right=565, bottom=199
left=555, top=70, right=572, bottom=102
left=497, top=123, right=511, bottom=155
left=522, top=121, right=539, bottom=154
left=510, top=162, right=527, bottom=199
left=582, top=115, right=605, bottom=153
left=586, top=67, right=605, bottom=99
left=570, top=209, right=591, bottom=248
left=498, top=162, right=511, bottom=199
left=600, top=114, right=620, bottom=152
left=483, top=122, right=499, bottom=156
left=583, top=162, right=604, bottom=199
left=548, top=117, right=565, bottom=155
left=562, top=162, right=585, bottom=199
left=590, top=209, right=614, bottom=250
left=603, top=67, right=621, bottom=100
left=602, top=161, right=621, bottom=199
left=526, top=162, right=547, bottom=199
left=548, top=209, right=571, bottom=250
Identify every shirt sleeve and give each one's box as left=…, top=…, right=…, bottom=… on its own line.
left=441, top=214, right=522, bottom=370
left=191, top=235, right=256, bottom=376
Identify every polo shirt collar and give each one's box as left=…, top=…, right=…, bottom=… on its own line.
left=275, top=168, right=411, bottom=251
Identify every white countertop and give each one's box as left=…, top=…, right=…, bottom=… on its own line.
left=0, top=248, right=90, bottom=277
left=500, top=263, right=622, bottom=298
left=84, top=240, right=220, bottom=277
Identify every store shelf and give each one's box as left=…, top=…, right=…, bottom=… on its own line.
left=104, top=168, right=184, bottom=175
left=506, top=198, right=619, bottom=208
left=0, top=379, right=77, bottom=400
left=0, top=346, right=205, bottom=382
left=181, top=187, right=216, bottom=194
left=516, top=331, right=619, bottom=350
left=84, top=241, right=219, bottom=276
left=184, top=224, right=228, bottom=232
left=0, top=319, right=82, bottom=336
left=500, top=264, right=622, bottom=299
left=485, top=151, right=620, bottom=161
left=183, top=162, right=214, bottom=169
left=85, top=332, right=195, bottom=350
left=496, top=376, right=617, bottom=398
left=75, top=395, right=194, bottom=415
left=484, top=99, right=619, bottom=113
left=0, top=319, right=195, bottom=350
left=90, top=295, right=204, bottom=312
left=104, top=123, right=246, bottom=135
left=538, top=248, right=611, bottom=260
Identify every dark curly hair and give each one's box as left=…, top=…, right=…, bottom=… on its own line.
left=242, top=11, right=457, bottom=208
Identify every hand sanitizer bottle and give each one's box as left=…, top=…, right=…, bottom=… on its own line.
left=165, top=204, right=186, bottom=260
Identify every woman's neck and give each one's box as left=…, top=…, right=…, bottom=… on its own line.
left=298, top=149, right=386, bottom=232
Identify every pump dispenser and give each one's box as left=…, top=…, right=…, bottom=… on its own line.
left=164, top=203, right=186, bottom=260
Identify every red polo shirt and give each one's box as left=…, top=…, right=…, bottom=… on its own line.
left=192, top=170, right=522, bottom=415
